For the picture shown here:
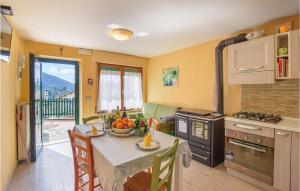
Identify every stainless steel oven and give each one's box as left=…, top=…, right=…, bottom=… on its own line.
left=225, top=129, right=274, bottom=184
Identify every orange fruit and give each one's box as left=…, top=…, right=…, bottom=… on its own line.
left=128, top=122, right=134, bottom=128
left=123, top=117, right=129, bottom=122
left=116, top=122, right=124, bottom=129
left=112, top=122, right=117, bottom=128
left=123, top=121, right=128, bottom=126
left=116, top=119, right=123, bottom=123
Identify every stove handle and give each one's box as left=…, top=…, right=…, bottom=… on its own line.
left=234, top=124, right=262, bottom=131
left=229, top=140, right=267, bottom=153
left=192, top=153, right=208, bottom=161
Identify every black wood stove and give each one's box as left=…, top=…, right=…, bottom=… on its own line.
left=175, top=109, right=224, bottom=167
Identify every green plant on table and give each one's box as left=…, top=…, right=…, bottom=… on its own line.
left=134, top=115, right=149, bottom=137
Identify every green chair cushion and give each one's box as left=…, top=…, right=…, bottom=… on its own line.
left=142, top=103, right=159, bottom=119
left=154, top=105, right=178, bottom=121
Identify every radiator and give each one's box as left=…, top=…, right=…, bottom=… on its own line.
left=17, top=103, right=30, bottom=161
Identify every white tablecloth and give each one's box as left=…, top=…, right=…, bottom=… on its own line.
left=74, top=124, right=192, bottom=191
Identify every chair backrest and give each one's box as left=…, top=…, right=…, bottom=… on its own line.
left=82, top=116, right=100, bottom=124
left=67, top=130, right=95, bottom=175
left=151, top=139, right=179, bottom=191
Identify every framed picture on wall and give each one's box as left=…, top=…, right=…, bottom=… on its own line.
left=162, top=67, right=178, bottom=86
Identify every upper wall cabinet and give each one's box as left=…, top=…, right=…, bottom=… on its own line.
left=228, top=35, right=275, bottom=84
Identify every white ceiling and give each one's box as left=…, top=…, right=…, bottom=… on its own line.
left=2, top=0, right=299, bottom=57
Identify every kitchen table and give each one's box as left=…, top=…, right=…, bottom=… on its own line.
left=74, top=124, right=192, bottom=191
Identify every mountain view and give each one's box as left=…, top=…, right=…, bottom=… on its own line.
left=42, top=72, right=75, bottom=99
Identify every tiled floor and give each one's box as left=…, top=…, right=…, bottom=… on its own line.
left=8, top=142, right=261, bottom=191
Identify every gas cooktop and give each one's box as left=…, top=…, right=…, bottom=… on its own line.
left=233, top=111, right=282, bottom=123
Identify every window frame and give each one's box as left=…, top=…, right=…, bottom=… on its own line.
left=97, top=62, right=143, bottom=111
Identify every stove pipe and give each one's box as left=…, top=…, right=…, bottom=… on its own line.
left=215, top=33, right=247, bottom=114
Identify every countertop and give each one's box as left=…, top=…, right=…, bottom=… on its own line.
left=225, top=116, right=300, bottom=133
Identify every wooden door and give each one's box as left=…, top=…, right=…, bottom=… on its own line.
left=274, top=130, right=291, bottom=191
left=291, top=132, right=300, bottom=191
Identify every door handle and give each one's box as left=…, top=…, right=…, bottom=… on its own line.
left=233, top=124, right=262, bottom=131
left=238, top=66, right=264, bottom=72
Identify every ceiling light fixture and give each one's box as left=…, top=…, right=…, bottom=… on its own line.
left=110, top=28, right=134, bottom=41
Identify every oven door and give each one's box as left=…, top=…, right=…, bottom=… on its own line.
left=175, top=115, right=188, bottom=139
left=225, top=137, right=274, bottom=179
left=188, top=118, right=211, bottom=146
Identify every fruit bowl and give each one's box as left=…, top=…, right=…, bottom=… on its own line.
left=111, top=117, right=134, bottom=134
left=112, top=127, right=133, bottom=134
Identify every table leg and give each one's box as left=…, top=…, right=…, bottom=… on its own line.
left=174, top=153, right=183, bottom=191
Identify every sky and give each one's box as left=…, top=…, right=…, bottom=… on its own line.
left=42, top=62, right=75, bottom=83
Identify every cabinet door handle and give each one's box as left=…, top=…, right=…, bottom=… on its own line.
left=234, top=124, right=262, bottom=131
left=238, top=66, right=264, bottom=72
left=276, top=131, right=289, bottom=136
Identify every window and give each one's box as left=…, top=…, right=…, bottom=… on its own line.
left=97, top=64, right=143, bottom=111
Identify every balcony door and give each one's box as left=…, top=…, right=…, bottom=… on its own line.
left=30, top=55, right=79, bottom=162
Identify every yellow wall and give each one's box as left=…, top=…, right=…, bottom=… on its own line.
left=147, top=15, right=299, bottom=114
left=21, top=41, right=148, bottom=118
left=0, top=22, right=25, bottom=190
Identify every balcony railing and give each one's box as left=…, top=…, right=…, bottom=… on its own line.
left=35, top=98, right=75, bottom=119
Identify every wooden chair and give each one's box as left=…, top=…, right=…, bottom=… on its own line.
left=124, top=139, right=179, bottom=191
left=67, top=130, right=101, bottom=191
left=82, top=116, right=100, bottom=124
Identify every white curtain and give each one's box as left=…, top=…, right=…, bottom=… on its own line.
left=124, top=70, right=143, bottom=109
left=98, top=69, right=121, bottom=111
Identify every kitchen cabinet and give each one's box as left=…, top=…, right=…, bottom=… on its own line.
left=228, top=35, right=275, bottom=84
left=291, top=132, right=300, bottom=191
left=274, top=130, right=291, bottom=191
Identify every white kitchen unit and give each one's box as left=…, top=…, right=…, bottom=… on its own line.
left=228, top=35, right=275, bottom=84
left=225, top=116, right=300, bottom=191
